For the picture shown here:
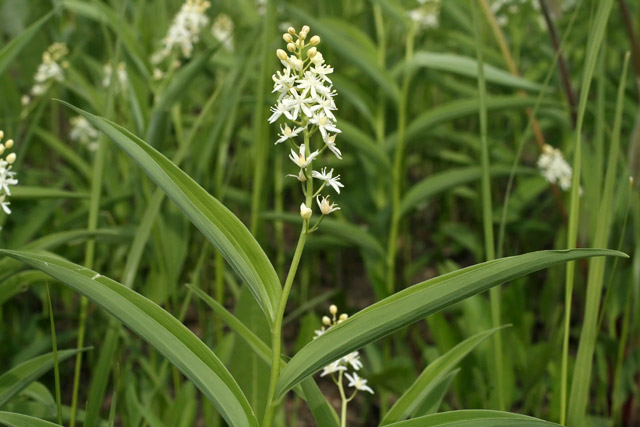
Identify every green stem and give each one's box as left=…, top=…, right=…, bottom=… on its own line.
left=385, top=23, right=415, bottom=296
left=473, top=2, right=503, bottom=410
left=338, top=370, right=348, bottom=427
left=263, top=132, right=313, bottom=427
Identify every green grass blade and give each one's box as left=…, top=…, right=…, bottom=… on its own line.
left=381, top=326, right=509, bottom=424
left=0, top=9, right=56, bottom=76
left=0, top=250, right=258, bottom=427
left=274, top=249, right=625, bottom=397
left=58, top=101, right=282, bottom=325
left=396, top=51, right=544, bottom=91
left=400, top=166, right=533, bottom=217
left=0, top=349, right=86, bottom=408
left=384, top=410, right=560, bottom=426
left=0, top=412, right=62, bottom=427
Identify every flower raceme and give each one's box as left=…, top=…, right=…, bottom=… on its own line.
left=22, top=43, right=69, bottom=105
left=314, top=304, right=374, bottom=412
left=152, top=0, right=211, bottom=64
left=0, top=131, right=18, bottom=216
left=269, top=25, right=343, bottom=224
left=537, top=144, right=573, bottom=191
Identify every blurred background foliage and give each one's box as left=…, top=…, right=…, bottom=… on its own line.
left=0, top=0, right=638, bottom=425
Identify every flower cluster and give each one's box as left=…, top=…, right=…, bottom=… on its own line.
left=490, top=0, right=543, bottom=28
left=22, top=43, right=69, bottom=105
left=314, top=305, right=374, bottom=395
left=211, top=14, right=234, bottom=51
left=152, top=0, right=211, bottom=64
left=102, top=62, right=128, bottom=92
left=269, top=25, right=343, bottom=223
left=0, top=131, right=18, bottom=216
left=69, top=116, right=99, bottom=151
left=537, top=144, right=573, bottom=191
left=408, top=0, right=441, bottom=30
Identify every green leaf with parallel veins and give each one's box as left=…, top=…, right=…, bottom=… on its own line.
left=58, top=101, right=282, bottom=325
left=275, top=249, right=626, bottom=397
left=0, top=249, right=257, bottom=427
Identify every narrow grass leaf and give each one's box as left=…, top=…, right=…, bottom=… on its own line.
left=384, top=410, right=560, bottom=426
left=0, top=9, right=56, bottom=76
left=396, top=52, right=544, bottom=91
left=275, top=249, right=625, bottom=397
left=400, top=166, right=533, bottom=216
left=0, top=412, right=62, bottom=427
left=381, top=326, right=509, bottom=424
left=0, top=250, right=258, bottom=427
left=0, top=349, right=85, bottom=408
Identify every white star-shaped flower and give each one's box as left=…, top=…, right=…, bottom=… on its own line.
left=316, top=195, right=340, bottom=215
left=275, top=124, right=303, bottom=145
left=289, top=144, right=319, bottom=168
left=341, top=352, right=362, bottom=371
left=320, top=360, right=346, bottom=377
left=312, top=167, right=344, bottom=194
left=283, top=89, right=313, bottom=120
left=309, top=113, right=340, bottom=140
left=345, top=372, right=374, bottom=394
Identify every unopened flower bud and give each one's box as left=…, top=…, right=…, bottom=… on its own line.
left=6, top=153, right=16, bottom=164
left=310, top=35, right=321, bottom=45
left=276, top=49, right=288, bottom=61
left=322, top=316, right=331, bottom=326
left=0, top=146, right=4, bottom=155
left=306, top=47, right=317, bottom=58
left=329, top=304, right=338, bottom=315
left=298, top=170, right=307, bottom=182
left=287, top=42, right=296, bottom=52
left=294, top=59, right=304, bottom=71
left=283, top=33, right=293, bottom=43
left=301, top=25, right=310, bottom=34
left=339, top=313, right=348, bottom=321
left=300, top=203, right=312, bottom=220
left=287, top=27, right=296, bottom=35
left=4, top=139, right=13, bottom=149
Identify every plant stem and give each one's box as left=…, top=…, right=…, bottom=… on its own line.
left=263, top=132, right=313, bottom=427
left=46, top=284, right=63, bottom=425
left=338, top=370, right=348, bottom=427
left=473, top=1, right=503, bottom=410
left=385, top=22, right=415, bottom=296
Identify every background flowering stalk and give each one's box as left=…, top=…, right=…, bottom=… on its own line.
left=151, top=0, right=211, bottom=69
left=537, top=144, right=573, bottom=191
left=22, top=42, right=69, bottom=106
left=316, top=305, right=373, bottom=427
left=0, top=131, right=17, bottom=218
left=263, top=24, right=343, bottom=427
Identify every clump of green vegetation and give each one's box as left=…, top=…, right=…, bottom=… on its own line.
left=0, top=0, right=638, bottom=426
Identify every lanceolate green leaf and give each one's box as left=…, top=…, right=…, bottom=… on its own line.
left=381, top=326, right=509, bottom=424
left=275, top=249, right=625, bottom=397
left=384, top=410, right=560, bottom=426
left=58, top=101, right=281, bottom=325
left=0, top=9, right=56, bottom=76
left=0, top=350, right=85, bottom=408
left=0, top=412, right=62, bottom=427
left=400, top=167, right=533, bottom=216
left=396, top=52, right=544, bottom=91
left=0, top=250, right=257, bottom=427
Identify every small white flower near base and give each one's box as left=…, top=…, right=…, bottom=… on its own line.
left=345, top=372, right=374, bottom=394
left=320, top=360, right=346, bottom=377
